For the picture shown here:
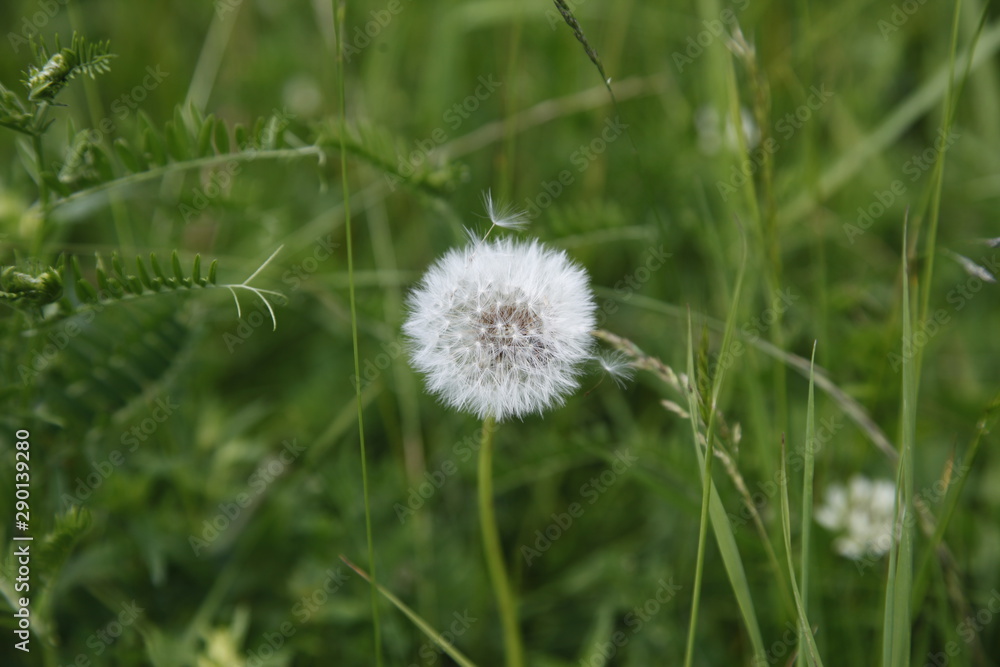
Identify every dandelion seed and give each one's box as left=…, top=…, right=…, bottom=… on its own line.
left=815, top=475, right=897, bottom=560
left=482, top=189, right=529, bottom=231
left=462, top=226, right=483, bottom=246
left=404, top=237, right=596, bottom=421
left=944, top=249, right=997, bottom=283
left=596, top=350, right=635, bottom=388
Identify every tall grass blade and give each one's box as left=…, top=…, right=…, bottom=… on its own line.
left=779, top=439, right=824, bottom=667
left=340, top=556, right=478, bottom=667
left=797, top=342, right=818, bottom=666
left=682, top=226, right=765, bottom=665
left=333, top=1, right=382, bottom=663
left=883, top=220, right=917, bottom=667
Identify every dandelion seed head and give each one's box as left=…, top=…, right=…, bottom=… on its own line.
left=404, top=237, right=596, bottom=421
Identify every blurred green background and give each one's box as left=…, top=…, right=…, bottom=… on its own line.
left=1, top=0, right=999, bottom=664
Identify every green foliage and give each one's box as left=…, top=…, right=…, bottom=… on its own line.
left=0, top=264, right=63, bottom=308
left=316, top=118, right=468, bottom=195
left=70, top=251, right=217, bottom=305
left=1, top=2, right=999, bottom=666
left=24, top=33, right=115, bottom=103
left=26, top=297, right=195, bottom=428
left=35, top=506, right=93, bottom=579
left=0, top=33, right=114, bottom=137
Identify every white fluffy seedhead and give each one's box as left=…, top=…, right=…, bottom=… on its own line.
left=404, top=238, right=597, bottom=421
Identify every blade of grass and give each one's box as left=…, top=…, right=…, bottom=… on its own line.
left=915, top=2, right=988, bottom=381
left=333, top=1, right=382, bottom=663
left=779, top=18, right=1000, bottom=226
left=779, top=438, right=824, bottom=667
left=340, top=556, right=478, bottom=667
left=911, top=391, right=1000, bottom=612
left=599, top=290, right=898, bottom=462
left=797, top=342, right=818, bottom=667
left=883, top=219, right=917, bottom=667
left=682, top=225, right=765, bottom=665
left=682, top=310, right=714, bottom=667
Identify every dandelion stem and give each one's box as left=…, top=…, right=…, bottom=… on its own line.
left=477, top=415, right=524, bottom=667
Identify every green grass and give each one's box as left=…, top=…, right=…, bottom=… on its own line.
left=2, top=0, right=1000, bottom=665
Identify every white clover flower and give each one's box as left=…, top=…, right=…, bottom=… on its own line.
left=815, top=475, right=898, bottom=560
left=403, top=237, right=597, bottom=421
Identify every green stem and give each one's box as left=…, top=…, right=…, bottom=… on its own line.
left=478, top=416, right=524, bottom=667
left=333, top=1, right=382, bottom=664
left=683, top=429, right=715, bottom=667
left=31, top=107, right=50, bottom=258
left=45, top=146, right=324, bottom=213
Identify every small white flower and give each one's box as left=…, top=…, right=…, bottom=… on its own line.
left=815, top=475, right=898, bottom=561
left=404, top=237, right=597, bottom=421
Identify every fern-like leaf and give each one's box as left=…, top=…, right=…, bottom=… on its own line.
left=0, top=264, right=63, bottom=309
left=24, top=33, right=115, bottom=102
left=54, top=249, right=282, bottom=329
left=0, top=81, right=36, bottom=136
left=36, top=506, right=92, bottom=577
